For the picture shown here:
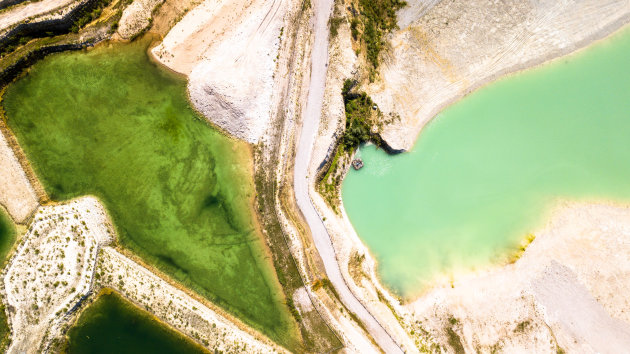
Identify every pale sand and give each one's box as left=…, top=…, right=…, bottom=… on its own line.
left=115, top=0, right=165, bottom=40
left=3, top=197, right=113, bottom=354
left=0, top=0, right=76, bottom=31
left=0, top=131, right=39, bottom=223
left=368, top=0, right=630, bottom=151
left=97, top=247, right=282, bottom=353
left=406, top=202, right=630, bottom=352
left=151, top=0, right=290, bottom=143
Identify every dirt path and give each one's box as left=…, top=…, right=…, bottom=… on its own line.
left=291, top=0, right=402, bottom=352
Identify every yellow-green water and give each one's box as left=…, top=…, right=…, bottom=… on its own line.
left=343, top=27, right=630, bottom=298
left=65, top=291, right=208, bottom=354
left=3, top=37, right=298, bottom=347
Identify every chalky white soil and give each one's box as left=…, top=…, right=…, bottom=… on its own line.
left=368, top=0, right=630, bottom=151
left=407, top=202, right=630, bottom=353
left=3, top=197, right=113, bottom=354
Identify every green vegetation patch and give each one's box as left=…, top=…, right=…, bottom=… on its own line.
left=349, top=0, right=406, bottom=70
left=64, top=290, right=208, bottom=354
left=3, top=37, right=298, bottom=348
left=318, top=79, right=384, bottom=211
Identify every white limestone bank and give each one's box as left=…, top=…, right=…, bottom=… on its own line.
left=97, top=248, right=280, bottom=353
left=1, top=197, right=282, bottom=353
left=0, top=131, right=38, bottom=223
left=3, top=197, right=113, bottom=353
left=407, top=202, right=630, bottom=353
left=115, top=0, right=165, bottom=40
left=151, top=0, right=291, bottom=143
left=369, top=0, right=630, bottom=151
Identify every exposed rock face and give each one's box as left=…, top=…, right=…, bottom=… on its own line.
left=116, top=0, right=165, bottom=40
left=152, top=0, right=291, bottom=143
left=369, top=0, right=630, bottom=151
left=408, top=202, right=630, bottom=353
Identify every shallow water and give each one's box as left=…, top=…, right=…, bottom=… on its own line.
left=343, top=27, right=630, bottom=298
left=65, top=291, right=207, bottom=354
left=3, top=37, right=297, bottom=347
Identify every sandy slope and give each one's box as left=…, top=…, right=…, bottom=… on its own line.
left=0, top=0, right=76, bottom=32
left=115, top=0, right=165, bottom=40
left=0, top=131, right=38, bottom=223
left=151, top=0, right=289, bottom=143
left=368, top=0, right=630, bottom=151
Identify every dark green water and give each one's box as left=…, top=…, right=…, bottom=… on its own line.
left=343, top=27, right=630, bottom=298
left=65, top=291, right=207, bottom=354
left=0, top=208, right=16, bottom=349
left=0, top=207, right=16, bottom=265
left=3, top=37, right=297, bottom=348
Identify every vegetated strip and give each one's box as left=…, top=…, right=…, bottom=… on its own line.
left=317, top=79, right=399, bottom=211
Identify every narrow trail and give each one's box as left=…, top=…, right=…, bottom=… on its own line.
left=292, top=0, right=402, bottom=352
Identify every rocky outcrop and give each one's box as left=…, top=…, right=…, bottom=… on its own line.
left=152, top=0, right=291, bottom=143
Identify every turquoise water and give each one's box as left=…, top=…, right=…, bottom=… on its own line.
left=342, top=27, right=630, bottom=298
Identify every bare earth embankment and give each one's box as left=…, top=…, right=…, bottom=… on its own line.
left=151, top=0, right=290, bottom=143
left=0, top=131, right=38, bottom=223
left=369, top=0, right=630, bottom=151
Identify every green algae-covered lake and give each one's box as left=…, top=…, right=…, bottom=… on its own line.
left=65, top=291, right=207, bottom=354
left=343, top=27, right=630, bottom=298
left=2, top=37, right=298, bottom=347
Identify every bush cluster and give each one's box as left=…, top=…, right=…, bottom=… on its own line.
left=352, top=0, right=406, bottom=68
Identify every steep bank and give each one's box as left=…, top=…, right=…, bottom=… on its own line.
left=406, top=202, right=630, bottom=352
